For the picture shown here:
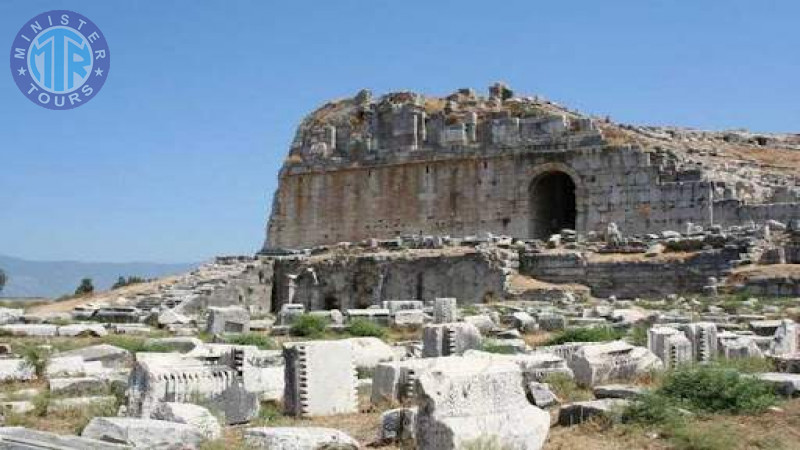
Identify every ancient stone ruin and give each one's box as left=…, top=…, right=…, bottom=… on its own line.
left=1, top=84, right=799, bottom=449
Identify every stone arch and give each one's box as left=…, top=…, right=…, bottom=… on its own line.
left=527, top=163, right=583, bottom=239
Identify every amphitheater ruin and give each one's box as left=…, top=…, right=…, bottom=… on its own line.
left=1, top=85, right=799, bottom=449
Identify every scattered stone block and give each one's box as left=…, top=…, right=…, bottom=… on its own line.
left=0, top=307, right=24, bottom=325
left=511, top=311, right=537, bottom=332
left=463, top=315, right=496, bottom=333
left=206, top=306, right=250, bottom=334
left=127, top=353, right=259, bottom=424
left=1, top=400, right=35, bottom=414
left=57, top=324, right=107, bottom=338
left=422, top=323, right=481, bottom=357
left=244, top=427, right=360, bottom=450
left=569, top=341, right=662, bottom=387
left=393, top=309, right=425, bottom=327
left=380, top=407, right=417, bottom=443
left=593, top=384, right=645, bottom=399
left=49, top=396, right=116, bottom=412
left=0, top=324, right=58, bottom=337
left=346, top=337, right=395, bottom=371
left=58, top=344, right=132, bottom=369
left=678, top=322, right=718, bottom=363
left=756, top=373, right=800, bottom=396
left=49, top=377, right=108, bottom=396
left=0, top=426, right=128, bottom=449
left=82, top=417, right=205, bottom=449
left=0, top=359, right=35, bottom=381
left=151, top=402, right=222, bottom=440
left=283, top=340, right=358, bottom=417
left=648, top=326, right=692, bottom=368
left=528, top=382, right=558, bottom=408
left=415, top=357, right=550, bottom=450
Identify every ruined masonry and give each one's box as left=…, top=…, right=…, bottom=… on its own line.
left=264, top=84, right=800, bottom=250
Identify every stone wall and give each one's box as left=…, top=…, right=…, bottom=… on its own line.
left=712, top=200, right=800, bottom=227
left=266, top=145, right=714, bottom=249
left=520, top=249, right=740, bottom=298
left=268, top=249, right=510, bottom=312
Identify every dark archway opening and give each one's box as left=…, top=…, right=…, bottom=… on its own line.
left=530, top=171, right=576, bottom=239
left=323, top=295, right=340, bottom=311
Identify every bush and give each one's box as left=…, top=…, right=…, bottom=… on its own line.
left=628, top=324, right=649, bottom=347
left=20, top=345, right=51, bottom=378
left=544, top=326, right=625, bottom=346
left=223, top=333, right=276, bottom=350
left=346, top=319, right=387, bottom=338
left=290, top=314, right=328, bottom=338
left=542, top=372, right=592, bottom=402
left=480, top=341, right=516, bottom=354
left=623, top=392, right=684, bottom=426
left=658, top=365, right=776, bottom=414
left=74, top=278, right=94, bottom=296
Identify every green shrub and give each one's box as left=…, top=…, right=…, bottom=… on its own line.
left=544, top=326, right=625, bottom=346
left=622, top=392, right=684, bottom=426
left=628, top=324, right=649, bottom=347
left=290, top=314, right=328, bottom=338
left=658, top=366, right=776, bottom=414
left=222, top=333, right=276, bottom=350
left=20, top=345, right=51, bottom=378
left=346, top=319, right=387, bottom=338
left=542, top=372, right=592, bottom=402
left=480, top=341, right=516, bottom=354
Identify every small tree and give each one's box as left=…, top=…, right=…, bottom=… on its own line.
left=74, top=278, right=94, bottom=296
left=112, top=276, right=127, bottom=290
left=0, top=269, right=6, bottom=294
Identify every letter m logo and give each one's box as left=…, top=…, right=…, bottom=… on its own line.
left=14, top=48, right=25, bottom=59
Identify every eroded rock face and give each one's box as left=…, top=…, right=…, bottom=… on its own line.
left=415, top=358, right=550, bottom=450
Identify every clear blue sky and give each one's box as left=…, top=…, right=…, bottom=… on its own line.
left=1, top=1, right=797, bottom=263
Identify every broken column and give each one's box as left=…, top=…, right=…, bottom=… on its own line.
left=432, top=297, right=458, bottom=324
left=283, top=340, right=358, bottom=417
left=648, top=327, right=692, bottom=369
left=678, top=322, right=718, bottom=362
left=422, top=323, right=481, bottom=357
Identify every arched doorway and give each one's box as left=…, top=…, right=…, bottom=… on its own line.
left=529, top=171, right=576, bottom=239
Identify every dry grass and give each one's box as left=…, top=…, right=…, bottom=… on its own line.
left=29, top=275, right=183, bottom=314
left=545, top=399, right=800, bottom=450
left=729, top=264, right=800, bottom=283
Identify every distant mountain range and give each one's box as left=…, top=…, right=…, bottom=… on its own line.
left=0, top=254, right=197, bottom=299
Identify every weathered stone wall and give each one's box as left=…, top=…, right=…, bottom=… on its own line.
left=266, top=145, right=714, bottom=248
left=269, top=249, right=510, bottom=311
left=712, top=200, right=800, bottom=227
left=520, top=249, right=740, bottom=298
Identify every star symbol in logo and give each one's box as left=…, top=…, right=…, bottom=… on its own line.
left=94, top=68, right=104, bottom=77
left=17, top=67, right=26, bottom=76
